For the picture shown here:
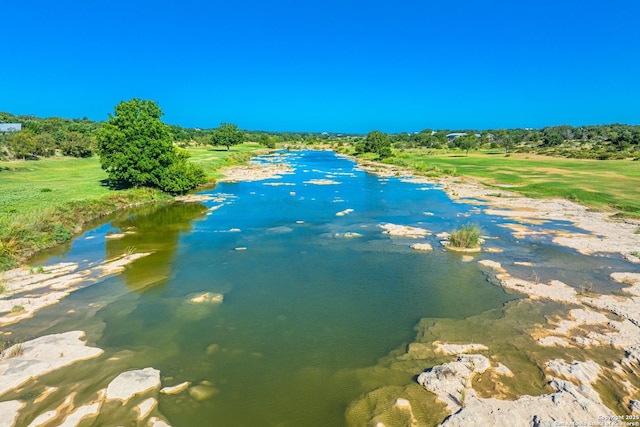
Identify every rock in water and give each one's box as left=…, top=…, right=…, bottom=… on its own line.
left=188, top=384, right=220, bottom=401
left=106, top=367, right=161, bottom=403
left=160, top=381, right=191, bottom=395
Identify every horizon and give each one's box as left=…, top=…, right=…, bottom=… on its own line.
left=1, top=1, right=639, bottom=134
left=2, top=108, right=638, bottom=136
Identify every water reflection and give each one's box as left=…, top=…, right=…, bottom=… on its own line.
left=105, top=202, right=208, bottom=291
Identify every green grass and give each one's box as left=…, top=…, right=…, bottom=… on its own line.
left=391, top=150, right=640, bottom=217
left=0, top=144, right=266, bottom=271
left=449, top=224, right=482, bottom=248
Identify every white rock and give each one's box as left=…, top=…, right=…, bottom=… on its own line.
left=148, top=417, right=172, bottom=427
left=58, top=401, right=101, bottom=427
left=135, top=397, right=157, bottom=420
left=186, top=292, right=223, bottom=304
left=547, top=359, right=601, bottom=385
left=434, top=342, right=488, bottom=355
left=380, top=223, right=431, bottom=238
left=0, top=400, right=24, bottom=427
left=417, top=354, right=491, bottom=412
left=411, top=243, right=433, bottom=251
left=106, top=367, right=161, bottom=403
left=0, top=331, right=103, bottom=396
left=538, top=336, right=571, bottom=347
left=160, top=381, right=191, bottom=395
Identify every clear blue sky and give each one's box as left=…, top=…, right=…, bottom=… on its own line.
left=1, top=0, right=638, bottom=133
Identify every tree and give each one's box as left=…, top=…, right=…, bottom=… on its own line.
left=34, top=132, right=56, bottom=157
left=61, top=131, right=94, bottom=157
left=96, top=99, right=206, bottom=193
left=455, top=134, right=478, bottom=156
left=258, top=133, right=276, bottom=149
left=210, top=123, right=244, bottom=151
left=7, top=130, right=39, bottom=159
left=356, top=130, right=392, bottom=159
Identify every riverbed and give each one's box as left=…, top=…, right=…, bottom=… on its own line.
left=2, top=150, right=639, bottom=426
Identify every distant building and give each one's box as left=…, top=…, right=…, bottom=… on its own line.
left=446, top=132, right=467, bottom=141
left=0, top=123, right=22, bottom=133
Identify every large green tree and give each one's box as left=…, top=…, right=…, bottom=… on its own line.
left=210, top=123, right=244, bottom=150
left=96, top=99, right=206, bottom=193
left=356, top=130, right=392, bottom=159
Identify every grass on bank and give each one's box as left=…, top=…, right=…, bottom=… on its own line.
left=388, top=150, right=640, bottom=217
left=0, top=144, right=265, bottom=271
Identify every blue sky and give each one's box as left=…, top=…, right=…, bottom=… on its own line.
left=1, top=1, right=638, bottom=133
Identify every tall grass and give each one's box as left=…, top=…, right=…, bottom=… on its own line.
left=0, top=188, right=168, bottom=270
left=449, top=224, right=481, bottom=248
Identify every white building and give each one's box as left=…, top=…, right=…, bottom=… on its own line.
left=0, top=123, right=22, bottom=133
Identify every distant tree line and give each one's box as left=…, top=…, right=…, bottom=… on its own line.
left=0, top=112, right=97, bottom=160
left=378, top=124, right=640, bottom=160
left=2, top=107, right=639, bottom=162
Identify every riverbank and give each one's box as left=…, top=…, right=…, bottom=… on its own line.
left=347, top=157, right=640, bottom=426
left=0, top=144, right=268, bottom=271
left=2, top=150, right=640, bottom=426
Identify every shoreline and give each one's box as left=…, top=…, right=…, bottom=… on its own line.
left=351, top=155, right=640, bottom=425
left=2, top=150, right=640, bottom=426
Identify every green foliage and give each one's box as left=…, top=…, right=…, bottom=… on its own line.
left=356, top=130, right=392, bottom=159
left=449, top=224, right=481, bottom=248
left=96, top=99, right=205, bottom=193
left=210, top=123, right=245, bottom=151
left=61, top=131, right=94, bottom=157
left=258, top=133, right=276, bottom=149
left=11, top=305, right=25, bottom=313
left=7, top=130, right=37, bottom=159
left=159, top=159, right=207, bottom=194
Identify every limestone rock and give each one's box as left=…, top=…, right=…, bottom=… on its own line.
left=135, top=397, right=157, bottom=420
left=160, top=381, right=191, bottom=395
left=106, top=367, right=161, bottom=403
left=187, top=292, right=223, bottom=304
left=410, top=243, right=433, bottom=251
left=434, top=342, right=489, bottom=356
left=380, top=223, right=431, bottom=238
left=58, top=401, right=101, bottom=427
left=0, top=331, right=103, bottom=396
left=148, top=417, right=172, bottom=427
left=0, top=400, right=24, bottom=427
left=417, top=354, right=490, bottom=412
left=547, top=359, right=601, bottom=385
left=189, top=384, right=220, bottom=401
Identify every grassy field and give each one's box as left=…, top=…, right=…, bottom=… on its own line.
left=0, top=144, right=266, bottom=270
left=390, top=150, right=640, bottom=217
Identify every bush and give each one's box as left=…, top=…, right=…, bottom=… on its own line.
left=449, top=224, right=481, bottom=248
left=159, top=161, right=207, bottom=194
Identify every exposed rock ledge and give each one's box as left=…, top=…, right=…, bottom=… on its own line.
left=0, top=253, right=151, bottom=327
left=417, top=355, right=613, bottom=426
left=0, top=332, right=173, bottom=426
left=0, top=331, right=103, bottom=396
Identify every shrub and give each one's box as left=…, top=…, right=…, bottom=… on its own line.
left=449, top=224, right=481, bottom=248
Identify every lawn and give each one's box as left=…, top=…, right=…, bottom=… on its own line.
left=393, top=151, right=640, bottom=216
left=0, top=143, right=266, bottom=270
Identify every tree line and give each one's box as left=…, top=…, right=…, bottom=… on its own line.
left=2, top=101, right=640, bottom=193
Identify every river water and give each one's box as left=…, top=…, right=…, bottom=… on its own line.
left=11, top=150, right=636, bottom=426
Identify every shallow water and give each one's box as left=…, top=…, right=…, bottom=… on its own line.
left=11, top=150, right=639, bottom=426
